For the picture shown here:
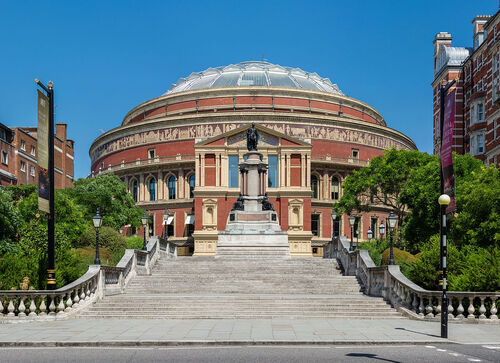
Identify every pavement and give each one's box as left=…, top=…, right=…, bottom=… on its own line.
left=0, top=318, right=499, bottom=347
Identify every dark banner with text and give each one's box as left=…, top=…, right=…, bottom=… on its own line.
left=37, top=90, right=49, bottom=213
left=441, top=89, right=455, bottom=213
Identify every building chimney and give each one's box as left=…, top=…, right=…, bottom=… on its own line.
left=472, top=15, right=491, bottom=50
left=433, top=32, right=452, bottom=72
left=55, top=123, right=67, bottom=140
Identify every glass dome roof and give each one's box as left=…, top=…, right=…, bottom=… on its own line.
left=165, top=61, right=343, bottom=95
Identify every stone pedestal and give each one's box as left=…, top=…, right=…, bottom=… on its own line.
left=216, top=151, right=290, bottom=258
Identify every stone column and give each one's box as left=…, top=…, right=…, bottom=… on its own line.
left=139, top=174, right=144, bottom=201
left=200, top=153, right=205, bottom=187
left=158, top=171, right=163, bottom=200
left=178, top=168, right=184, bottom=198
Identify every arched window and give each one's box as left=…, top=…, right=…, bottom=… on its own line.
left=131, top=180, right=138, bottom=202
left=168, top=175, right=176, bottom=200
left=149, top=178, right=156, bottom=201
left=331, top=176, right=340, bottom=201
left=311, top=175, right=318, bottom=199
left=189, top=174, right=195, bottom=198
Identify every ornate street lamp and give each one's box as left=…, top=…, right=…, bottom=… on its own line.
left=387, top=211, right=397, bottom=265
left=438, top=194, right=451, bottom=339
left=92, top=208, right=103, bottom=265
left=367, top=228, right=373, bottom=240
left=141, top=212, right=148, bottom=251
left=348, top=214, right=356, bottom=252
left=379, top=221, right=385, bottom=238
left=328, top=208, right=338, bottom=258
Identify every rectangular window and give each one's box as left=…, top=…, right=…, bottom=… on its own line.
left=311, top=214, right=320, bottom=237
left=332, top=216, right=340, bottom=237
left=478, top=103, right=484, bottom=122
left=353, top=217, right=360, bottom=239
left=352, top=149, right=359, bottom=159
left=267, top=155, right=278, bottom=188
left=494, top=120, right=498, bottom=140
left=20, top=140, right=25, bottom=151
left=229, top=155, right=239, bottom=188
left=20, top=161, right=26, bottom=172
left=371, top=218, right=377, bottom=239
left=30, top=166, right=35, bottom=177
left=148, top=149, right=155, bottom=159
left=477, top=134, right=484, bottom=154
left=1, top=151, right=7, bottom=165
left=30, top=145, right=35, bottom=156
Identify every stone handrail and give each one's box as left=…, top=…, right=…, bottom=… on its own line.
left=0, top=236, right=163, bottom=322
left=329, top=236, right=500, bottom=322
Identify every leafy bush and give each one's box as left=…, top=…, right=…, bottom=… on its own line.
left=405, top=234, right=465, bottom=291
left=76, top=247, right=114, bottom=266
left=359, top=239, right=389, bottom=266
left=381, top=247, right=417, bottom=265
left=0, top=189, right=23, bottom=254
left=126, top=236, right=144, bottom=250
left=79, top=226, right=126, bottom=253
left=0, top=253, right=32, bottom=290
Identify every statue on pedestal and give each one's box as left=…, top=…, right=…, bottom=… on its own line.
left=262, top=193, right=275, bottom=211
left=246, top=123, right=259, bottom=151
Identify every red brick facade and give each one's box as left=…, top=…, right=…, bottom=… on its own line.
left=433, top=10, right=500, bottom=167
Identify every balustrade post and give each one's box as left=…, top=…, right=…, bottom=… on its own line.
left=7, top=298, right=15, bottom=317
left=57, top=295, right=65, bottom=314
left=412, top=294, right=418, bottom=313
left=28, top=297, right=37, bottom=317
left=48, top=295, right=56, bottom=316
left=490, top=298, right=498, bottom=320
left=64, top=291, right=73, bottom=312
left=39, top=295, right=47, bottom=316
left=448, top=299, right=454, bottom=320
left=73, top=288, right=80, bottom=308
left=425, top=297, right=434, bottom=319
left=0, top=299, right=3, bottom=316
left=479, top=298, right=487, bottom=319
left=456, top=298, right=465, bottom=319
left=18, top=296, right=26, bottom=318
left=467, top=298, right=476, bottom=320
left=435, top=298, right=442, bottom=319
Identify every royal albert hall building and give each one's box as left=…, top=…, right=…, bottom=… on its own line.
left=89, top=61, right=416, bottom=257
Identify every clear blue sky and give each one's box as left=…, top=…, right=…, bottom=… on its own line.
left=0, top=0, right=497, bottom=179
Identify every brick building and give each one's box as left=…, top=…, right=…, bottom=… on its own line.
left=433, top=7, right=500, bottom=167
left=0, top=122, right=74, bottom=188
left=90, top=61, right=416, bottom=256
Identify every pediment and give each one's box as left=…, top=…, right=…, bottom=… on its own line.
left=196, top=123, right=311, bottom=148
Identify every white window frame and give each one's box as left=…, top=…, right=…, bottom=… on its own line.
left=1, top=151, right=8, bottom=165
left=20, top=161, right=26, bottom=172
left=30, top=145, right=35, bottom=156
left=30, top=166, right=35, bottom=177
left=20, top=140, right=25, bottom=151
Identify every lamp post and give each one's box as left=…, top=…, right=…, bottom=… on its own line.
left=330, top=209, right=337, bottom=258
left=438, top=194, right=451, bottom=339
left=348, top=214, right=355, bottom=252
left=387, top=211, right=397, bottom=265
left=92, top=208, right=103, bottom=265
left=141, top=212, right=148, bottom=251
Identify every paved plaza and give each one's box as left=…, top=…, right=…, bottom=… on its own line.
left=0, top=318, right=499, bottom=347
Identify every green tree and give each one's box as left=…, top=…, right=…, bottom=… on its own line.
left=451, top=166, right=500, bottom=249
left=0, top=188, right=23, bottom=254
left=335, top=149, right=436, bottom=223
left=69, top=174, right=143, bottom=229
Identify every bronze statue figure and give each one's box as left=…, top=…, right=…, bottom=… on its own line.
left=246, top=123, right=259, bottom=151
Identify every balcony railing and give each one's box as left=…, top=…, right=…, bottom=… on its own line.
left=91, top=154, right=196, bottom=177
left=311, top=154, right=369, bottom=167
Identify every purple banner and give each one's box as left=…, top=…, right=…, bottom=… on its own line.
left=441, top=89, right=455, bottom=213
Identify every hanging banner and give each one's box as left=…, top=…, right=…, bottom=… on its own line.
left=37, top=90, right=50, bottom=213
left=441, top=89, right=455, bottom=213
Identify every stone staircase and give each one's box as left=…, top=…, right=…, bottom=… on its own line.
left=80, top=256, right=403, bottom=319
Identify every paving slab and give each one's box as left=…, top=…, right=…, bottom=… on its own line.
left=0, top=318, right=499, bottom=346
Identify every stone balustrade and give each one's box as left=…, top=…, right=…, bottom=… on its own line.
left=0, top=236, right=169, bottom=322
left=329, top=236, right=499, bottom=322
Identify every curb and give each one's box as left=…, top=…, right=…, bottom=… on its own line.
left=0, top=340, right=452, bottom=348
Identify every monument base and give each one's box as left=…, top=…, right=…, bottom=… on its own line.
left=216, top=231, right=290, bottom=259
